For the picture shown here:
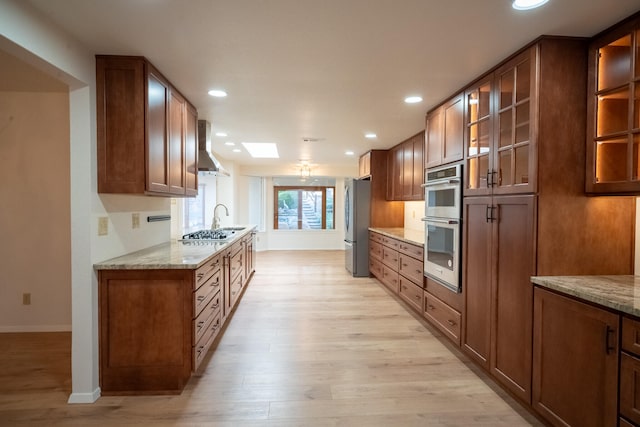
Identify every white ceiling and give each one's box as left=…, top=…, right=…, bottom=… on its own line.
left=21, top=0, right=640, bottom=172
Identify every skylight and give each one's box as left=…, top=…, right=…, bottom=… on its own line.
left=241, top=142, right=280, bottom=158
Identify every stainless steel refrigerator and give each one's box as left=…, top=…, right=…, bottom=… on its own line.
left=344, top=178, right=371, bottom=277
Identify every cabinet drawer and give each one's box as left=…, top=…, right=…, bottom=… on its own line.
left=230, top=248, right=243, bottom=281
left=194, top=269, right=221, bottom=317
left=381, top=235, right=400, bottom=250
left=424, top=292, right=461, bottom=345
left=370, top=239, right=383, bottom=260
left=369, top=257, right=383, bottom=279
left=381, top=264, right=399, bottom=293
left=399, top=277, right=423, bottom=312
left=195, top=254, right=221, bottom=289
left=621, top=352, right=640, bottom=425
left=382, top=246, right=399, bottom=269
left=193, top=310, right=222, bottom=371
left=193, top=291, right=221, bottom=344
left=229, top=271, right=244, bottom=309
left=370, top=231, right=384, bottom=244
left=398, top=241, right=423, bottom=260
left=399, top=253, right=423, bottom=287
left=623, top=316, right=640, bottom=356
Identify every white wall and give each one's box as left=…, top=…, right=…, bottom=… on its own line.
left=0, top=91, right=71, bottom=332
left=404, top=200, right=425, bottom=232
left=0, top=0, right=173, bottom=404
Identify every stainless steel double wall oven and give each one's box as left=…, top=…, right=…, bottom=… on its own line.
left=422, top=164, right=462, bottom=292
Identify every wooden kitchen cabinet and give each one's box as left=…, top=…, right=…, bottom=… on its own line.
left=97, top=55, right=198, bottom=197
left=358, top=151, right=371, bottom=178
left=464, top=47, right=536, bottom=196
left=370, top=231, right=423, bottom=299
left=98, top=268, right=194, bottom=394
left=462, top=195, right=536, bottom=403
left=361, top=150, right=404, bottom=228
left=425, top=93, right=464, bottom=168
left=387, top=144, right=403, bottom=201
left=387, top=132, right=425, bottom=201
left=586, top=13, right=640, bottom=194
left=532, top=287, right=619, bottom=427
left=620, top=316, right=640, bottom=425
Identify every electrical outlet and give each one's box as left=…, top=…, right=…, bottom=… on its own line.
left=23, top=293, right=31, bottom=305
left=132, top=213, right=140, bottom=229
left=98, top=217, right=109, bottom=236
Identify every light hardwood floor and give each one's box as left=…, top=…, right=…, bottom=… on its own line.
left=0, top=250, right=542, bottom=426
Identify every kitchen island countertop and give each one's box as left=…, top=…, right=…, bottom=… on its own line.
left=369, top=227, right=424, bottom=246
left=531, top=275, right=640, bottom=317
left=94, top=225, right=255, bottom=270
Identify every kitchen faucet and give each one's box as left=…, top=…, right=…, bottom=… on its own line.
left=212, top=203, right=229, bottom=230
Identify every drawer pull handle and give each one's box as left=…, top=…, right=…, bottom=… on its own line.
left=414, top=295, right=420, bottom=300
left=197, top=295, right=206, bottom=302
left=447, top=320, right=456, bottom=326
left=197, top=273, right=204, bottom=279
left=415, top=269, right=421, bottom=274
left=211, top=280, right=220, bottom=287
left=212, top=302, right=219, bottom=309
left=605, top=325, right=615, bottom=355
left=197, top=321, right=205, bottom=328
left=428, top=305, right=435, bottom=310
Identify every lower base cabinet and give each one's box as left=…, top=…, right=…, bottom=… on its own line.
left=98, top=236, right=254, bottom=395
left=532, top=287, right=619, bottom=427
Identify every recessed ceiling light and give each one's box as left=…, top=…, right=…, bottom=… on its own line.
left=208, top=89, right=227, bottom=97
left=232, top=148, right=241, bottom=153
left=365, top=133, right=377, bottom=139
left=225, top=141, right=235, bottom=146
left=215, top=132, right=227, bottom=137
left=404, top=96, right=423, bottom=104
left=345, top=150, right=355, bottom=156
left=512, top=0, right=549, bottom=10
left=241, top=142, right=280, bottom=158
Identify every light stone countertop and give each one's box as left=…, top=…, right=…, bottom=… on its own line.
left=531, top=275, right=640, bottom=317
left=369, top=227, right=425, bottom=246
left=94, top=226, right=255, bottom=270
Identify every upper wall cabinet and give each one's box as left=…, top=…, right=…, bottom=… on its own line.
left=586, top=13, right=640, bottom=194
left=97, top=55, right=198, bottom=197
left=425, top=93, right=464, bottom=169
left=387, top=131, right=424, bottom=201
left=464, top=47, right=537, bottom=197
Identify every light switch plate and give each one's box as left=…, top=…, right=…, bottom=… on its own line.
left=98, top=217, right=108, bottom=236
left=132, top=213, right=140, bottom=229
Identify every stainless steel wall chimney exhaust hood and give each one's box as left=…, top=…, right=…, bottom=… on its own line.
left=198, top=120, right=230, bottom=176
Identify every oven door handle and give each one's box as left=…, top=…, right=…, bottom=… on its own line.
left=421, top=178, right=460, bottom=188
left=421, top=217, right=459, bottom=225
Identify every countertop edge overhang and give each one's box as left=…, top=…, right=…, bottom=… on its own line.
left=369, top=227, right=425, bottom=246
left=531, top=275, right=640, bottom=318
left=93, top=225, right=257, bottom=270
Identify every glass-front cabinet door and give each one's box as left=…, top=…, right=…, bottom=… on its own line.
left=587, top=18, right=640, bottom=194
left=493, top=48, right=536, bottom=195
left=464, top=77, right=493, bottom=196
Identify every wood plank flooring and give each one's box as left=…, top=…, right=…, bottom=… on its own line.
left=0, top=250, right=542, bottom=426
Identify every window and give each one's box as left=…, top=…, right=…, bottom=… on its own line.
left=274, top=186, right=334, bottom=230
left=183, top=184, right=206, bottom=231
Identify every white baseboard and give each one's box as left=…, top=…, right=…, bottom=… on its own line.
left=0, top=324, right=72, bottom=333
left=68, top=388, right=100, bottom=404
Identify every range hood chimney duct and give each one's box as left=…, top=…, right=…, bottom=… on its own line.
left=198, top=120, right=229, bottom=176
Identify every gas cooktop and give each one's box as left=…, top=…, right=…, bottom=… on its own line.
left=181, top=229, right=229, bottom=240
